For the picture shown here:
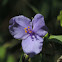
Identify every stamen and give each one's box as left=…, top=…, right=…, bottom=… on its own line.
left=24, top=26, right=32, bottom=34
left=25, top=30, right=27, bottom=33
left=28, top=26, right=30, bottom=28
left=28, top=29, right=30, bottom=31
left=24, top=28, right=27, bottom=30
left=29, top=31, right=32, bottom=33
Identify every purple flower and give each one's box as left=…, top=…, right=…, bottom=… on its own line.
left=9, top=14, right=48, bottom=57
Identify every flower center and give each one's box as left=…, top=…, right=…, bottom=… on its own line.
left=24, top=26, right=38, bottom=40
left=24, top=26, right=32, bottom=34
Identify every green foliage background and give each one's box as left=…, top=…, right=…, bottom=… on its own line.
left=0, top=0, right=62, bottom=62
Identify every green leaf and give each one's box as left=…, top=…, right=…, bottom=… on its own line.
left=57, top=55, right=62, bottom=62
left=29, top=5, right=39, bottom=14
left=57, top=10, right=62, bottom=27
left=60, top=10, right=62, bottom=15
left=0, top=46, right=6, bottom=59
left=40, top=2, right=49, bottom=18
left=3, top=39, right=20, bottom=48
left=44, top=33, right=48, bottom=38
left=19, top=53, right=24, bottom=62
left=49, top=35, right=62, bottom=42
left=2, top=0, right=8, bottom=6
left=7, top=55, right=16, bottom=62
left=31, top=54, right=42, bottom=62
left=26, top=2, right=39, bottom=13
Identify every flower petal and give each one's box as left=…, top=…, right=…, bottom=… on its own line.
left=9, top=15, right=32, bottom=28
left=35, top=26, right=48, bottom=37
left=32, top=14, right=45, bottom=32
left=9, top=24, right=27, bottom=39
left=9, top=15, right=32, bottom=39
left=22, top=35, right=43, bottom=57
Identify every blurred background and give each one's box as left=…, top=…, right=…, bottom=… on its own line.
left=0, top=0, right=62, bottom=62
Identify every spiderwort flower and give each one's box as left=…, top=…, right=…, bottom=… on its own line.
left=9, top=14, right=48, bottom=57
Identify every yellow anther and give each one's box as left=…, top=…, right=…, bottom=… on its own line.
left=25, top=30, right=27, bottom=33
left=28, top=26, right=30, bottom=28
left=29, top=31, right=32, bottom=33
left=24, top=28, right=27, bottom=30
left=28, top=29, right=30, bottom=31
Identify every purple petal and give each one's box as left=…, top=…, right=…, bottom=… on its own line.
left=9, top=24, right=27, bottom=39
left=9, top=15, right=32, bottom=39
left=22, top=35, right=43, bottom=56
left=32, top=14, right=45, bottom=32
left=9, top=15, right=32, bottom=28
left=35, top=26, right=48, bottom=37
